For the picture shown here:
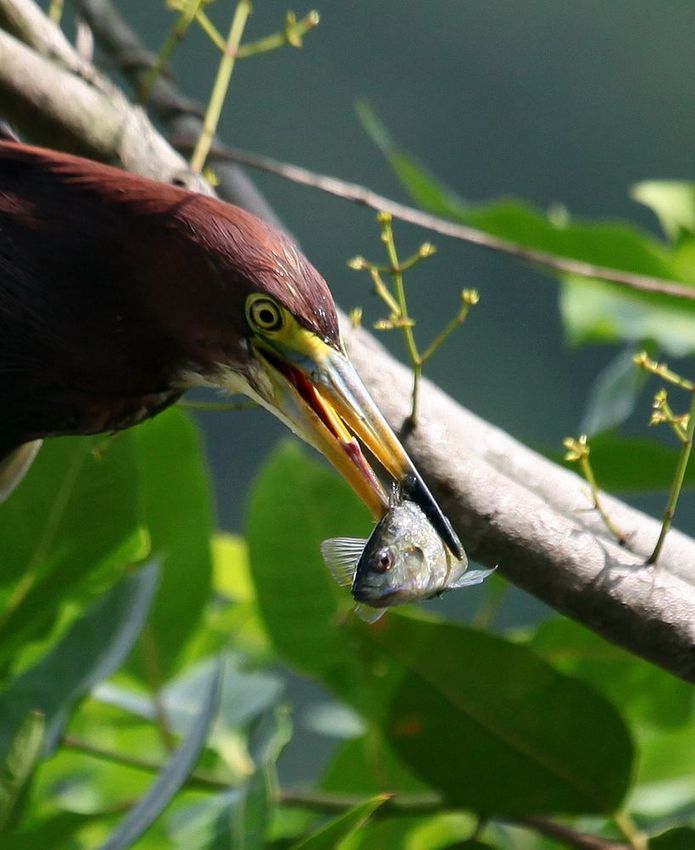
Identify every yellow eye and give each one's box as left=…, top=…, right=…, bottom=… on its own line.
left=247, top=296, right=284, bottom=333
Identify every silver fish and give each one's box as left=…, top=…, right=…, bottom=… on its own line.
left=321, top=493, right=495, bottom=623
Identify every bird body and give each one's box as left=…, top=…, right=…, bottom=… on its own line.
left=0, top=135, right=462, bottom=558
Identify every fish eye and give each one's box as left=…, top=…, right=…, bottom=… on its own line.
left=246, top=295, right=284, bottom=332
left=374, top=549, right=393, bottom=573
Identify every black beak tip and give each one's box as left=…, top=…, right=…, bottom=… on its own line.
left=401, top=472, right=464, bottom=560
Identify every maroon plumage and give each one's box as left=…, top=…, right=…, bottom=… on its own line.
left=0, top=141, right=339, bottom=457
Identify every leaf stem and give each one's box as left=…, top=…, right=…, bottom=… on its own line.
left=138, top=0, right=204, bottom=103
left=563, top=436, right=629, bottom=547
left=188, top=143, right=695, bottom=302
left=190, top=0, right=252, bottom=175
left=634, top=351, right=695, bottom=391
left=63, top=735, right=227, bottom=792
left=419, top=290, right=478, bottom=364
left=236, top=10, right=320, bottom=57
left=379, top=213, right=422, bottom=421
left=612, top=811, right=648, bottom=850
left=647, top=388, right=695, bottom=564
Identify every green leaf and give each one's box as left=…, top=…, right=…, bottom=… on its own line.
left=560, top=276, right=695, bottom=356
left=322, top=737, right=431, bottom=797
left=290, top=795, right=389, bottom=850
left=0, top=435, right=148, bottom=661
left=130, top=409, right=214, bottom=677
left=168, top=792, right=240, bottom=850
left=579, top=346, right=645, bottom=436
left=0, top=563, right=159, bottom=757
left=98, top=661, right=222, bottom=850
left=0, top=812, right=96, bottom=850
left=246, top=441, right=371, bottom=682
left=341, top=813, right=480, bottom=850
left=232, top=706, right=292, bottom=850
left=359, top=103, right=695, bottom=355
left=369, top=614, right=634, bottom=816
left=0, top=712, right=44, bottom=833
left=356, top=101, right=468, bottom=220
left=649, top=827, right=695, bottom=850
left=529, top=618, right=693, bottom=728
left=555, top=434, right=695, bottom=493
left=632, top=180, right=695, bottom=241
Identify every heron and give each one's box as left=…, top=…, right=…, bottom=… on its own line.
left=0, top=127, right=461, bottom=557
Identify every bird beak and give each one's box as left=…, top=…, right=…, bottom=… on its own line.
left=253, top=337, right=463, bottom=559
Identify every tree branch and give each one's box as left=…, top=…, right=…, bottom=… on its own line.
left=2, top=0, right=695, bottom=683
left=169, top=141, right=695, bottom=303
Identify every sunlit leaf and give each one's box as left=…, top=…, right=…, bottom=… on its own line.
left=130, top=409, right=214, bottom=678
left=367, top=614, right=633, bottom=816
left=0, top=712, right=44, bottom=832
left=530, top=618, right=693, bottom=728
left=246, top=440, right=371, bottom=682
left=0, top=435, right=148, bottom=662
left=358, top=103, right=695, bottom=355
left=98, top=661, right=222, bottom=850
left=167, top=792, right=241, bottom=850
left=0, top=563, right=158, bottom=757
left=341, top=812, right=479, bottom=850
left=1, top=811, right=96, bottom=850
left=632, top=180, right=695, bottom=241
left=649, top=826, right=695, bottom=849
left=560, top=276, right=695, bottom=355
left=230, top=707, right=292, bottom=850
left=290, top=795, right=389, bottom=849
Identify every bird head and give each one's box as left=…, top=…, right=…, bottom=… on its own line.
left=171, top=195, right=462, bottom=558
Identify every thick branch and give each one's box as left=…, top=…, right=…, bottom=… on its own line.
left=1, top=0, right=695, bottom=683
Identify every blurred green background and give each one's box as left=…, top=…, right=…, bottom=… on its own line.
left=123, top=0, right=695, bottom=535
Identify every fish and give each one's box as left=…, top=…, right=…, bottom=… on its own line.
left=321, top=491, right=495, bottom=623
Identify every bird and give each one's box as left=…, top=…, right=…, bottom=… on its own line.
left=0, top=125, right=462, bottom=558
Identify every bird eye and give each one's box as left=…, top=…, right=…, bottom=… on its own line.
left=375, top=549, right=393, bottom=573
left=247, top=296, right=284, bottom=332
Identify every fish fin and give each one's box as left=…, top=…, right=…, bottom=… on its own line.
left=320, top=537, right=366, bottom=586
left=0, top=440, right=42, bottom=503
left=447, top=566, right=497, bottom=589
left=354, top=603, right=386, bottom=624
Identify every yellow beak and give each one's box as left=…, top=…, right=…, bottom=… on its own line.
left=254, top=337, right=462, bottom=559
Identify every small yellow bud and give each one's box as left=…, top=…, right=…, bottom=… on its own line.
left=418, top=242, right=437, bottom=258
left=349, top=307, right=363, bottom=328
left=377, top=211, right=392, bottom=225
left=462, top=289, right=480, bottom=305
left=347, top=256, right=368, bottom=271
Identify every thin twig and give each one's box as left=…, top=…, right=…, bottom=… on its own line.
left=169, top=140, right=695, bottom=303
left=518, top=817, right=628, bottom=850
left=190, top=0, right=252, bottom=174
left=138, top=0, right=204, bottom=103
left=57, top=738, right=636, bottom=847
left=564, top=436, right=629, bottom=547
left=612, top=811, right=649, bottom=850
left=63, top=734, right=228, bottom=793
left=647, top=390, right=695, bottom=564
